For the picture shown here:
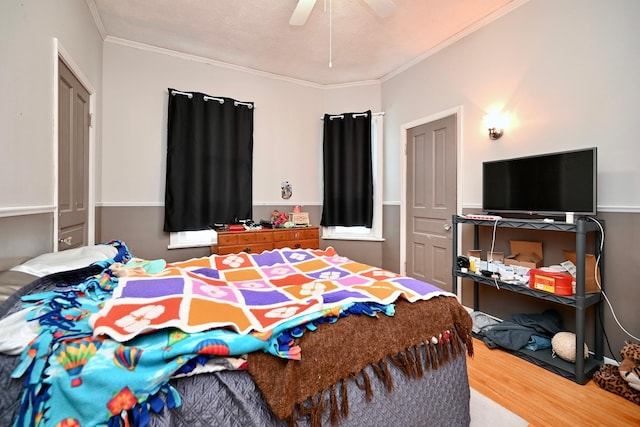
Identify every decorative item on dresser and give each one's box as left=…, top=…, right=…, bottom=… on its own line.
left=212, top=226, right=320, bottom=255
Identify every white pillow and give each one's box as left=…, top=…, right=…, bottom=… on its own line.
left=10, top=244, right=117, bottom=277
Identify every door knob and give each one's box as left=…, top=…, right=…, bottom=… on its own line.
left=444, top=223, right=451, bottom=231
left=59, top=236, right=73, bottom=245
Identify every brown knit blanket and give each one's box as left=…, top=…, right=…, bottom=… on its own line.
left=247, top=296, right=474, bottom=425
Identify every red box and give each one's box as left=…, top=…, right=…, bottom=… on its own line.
left=529, top=269, right=573, bottom=296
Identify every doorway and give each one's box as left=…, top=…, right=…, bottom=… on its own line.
left=404, top=113, right=458, bottom=292
left=57, top=57, right=90, bottom=250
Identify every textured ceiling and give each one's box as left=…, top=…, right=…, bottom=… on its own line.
left=89, top=0, right=520, bottom=85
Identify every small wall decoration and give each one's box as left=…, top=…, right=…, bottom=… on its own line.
left=281, top=181, right=292, bottom=199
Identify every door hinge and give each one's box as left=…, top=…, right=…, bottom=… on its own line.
left=89, top=113, right=94, bottom=128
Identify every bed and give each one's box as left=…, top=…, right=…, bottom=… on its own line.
left=0, top=241, right=473, bottom=427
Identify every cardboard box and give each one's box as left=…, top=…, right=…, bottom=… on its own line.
left=562, top=250, right=601, bottom=294
left=505, top=240, right=543, bottom=269
left=466, top=250, right=503, bottom=262
left=288, top=212, right=310, bottom=225
left=467, top=250, right=482, bottom=259
left=487, top=251, right=504, bottom=263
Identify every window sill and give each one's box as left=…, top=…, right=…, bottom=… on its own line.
left=168, top=230, right=217, bottom=250
left=321, top=236, right=385, bottom=242
left=167, top=242, right=215, bottom=250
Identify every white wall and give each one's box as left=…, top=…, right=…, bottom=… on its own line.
left=0, top=0, right=103, bottom=209
left=382, top=0, right=640, bottom=212
left=101, top=41, right=382, bottom=208
left=6, top=0, right=637, bottom=218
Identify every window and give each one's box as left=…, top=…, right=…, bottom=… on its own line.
left=323, top=113, right=383, bottom=241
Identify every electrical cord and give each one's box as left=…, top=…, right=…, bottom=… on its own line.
left=599, top=306, right=619, bottom=363
left=587, top=216, right=640, bottom=343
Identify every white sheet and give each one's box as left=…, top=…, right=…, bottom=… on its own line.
left=0, top=307, right=37, bottom=355
left=10, top=244, right=117, bottom=277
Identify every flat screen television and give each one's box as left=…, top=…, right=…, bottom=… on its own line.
left=482, top=147, right=597, bottom=217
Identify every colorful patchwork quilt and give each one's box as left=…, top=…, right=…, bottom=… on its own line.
left=90, top=247, right=453, bottom=342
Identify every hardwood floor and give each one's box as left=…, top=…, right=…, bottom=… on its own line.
left=467, top=338, right=640, bottom=426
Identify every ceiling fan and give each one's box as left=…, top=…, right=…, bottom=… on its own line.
left=289, top=0, right=397, bottom=26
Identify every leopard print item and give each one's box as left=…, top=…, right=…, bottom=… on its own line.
left=593, top=342, right=640, bottom=406
left=620, top=343, right=640, bottom=392
left=593, top=364, right=640, bottom=405
left=620, top=343, right=640, bottom=362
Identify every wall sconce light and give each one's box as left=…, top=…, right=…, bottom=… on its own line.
left=483, top=111, right=508, bottom=140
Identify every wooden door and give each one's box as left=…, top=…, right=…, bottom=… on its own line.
left=58, top=58, right=89, bottom=250
left=406, top=115, right=456, bottom=291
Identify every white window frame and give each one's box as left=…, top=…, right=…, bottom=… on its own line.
left=168, top=229, right=217, bottom=249
left=322, top=114, right=384, bottom=241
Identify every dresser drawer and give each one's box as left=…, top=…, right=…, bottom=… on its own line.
left=218, top=233, right=240, bottom=246
left=217, top=243, right=273, bottom=255
left=298, top=228, right=319, bottom=240
left=273, top=228, right=319, bottom=242
left=218, top=230, right=273, bottom=246
left=213, top=227, right=318, bottom=255
left=273, top=239, right=319, bottom=250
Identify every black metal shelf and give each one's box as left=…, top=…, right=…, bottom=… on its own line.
left=474, top=331, right=601, bottom=384
left=455, top=270, right=602, bottom=308
left=454, top=215, right=601, bottom=232
left=453, top=215, right=605, bottom=385
left=510, top=346, right=602, bottom=385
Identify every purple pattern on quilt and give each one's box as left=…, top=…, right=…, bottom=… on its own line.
left=306, top=266, right=350, bottom=280
left=120, top=277, right=185, bottom=297
left=238, top=289, right=292, bottom=306
left=322, top=289, right=373, bottom=304
left=191, top=267, right=221, bottom=279
left=281, top=250, right=316, bottom=264
left=393, top=277, right=442, bottom=295
left=252, top=250, right=287, bottom=266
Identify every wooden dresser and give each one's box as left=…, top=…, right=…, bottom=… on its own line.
left=212, top=226, right=320, bottom=255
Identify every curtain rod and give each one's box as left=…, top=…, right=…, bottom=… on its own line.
left=321, top=112, right=385, bottom=120
left=170, top=90, right=192, bottom=98
left=170, top=90, right=254, bottom=109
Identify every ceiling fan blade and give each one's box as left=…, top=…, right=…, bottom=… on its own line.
left=364, top=0, right=397, bottom=18
left=289, top=0, right=317, bottom=26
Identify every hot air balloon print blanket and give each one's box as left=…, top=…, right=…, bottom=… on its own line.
left=89, top=247, right=454, bottom=343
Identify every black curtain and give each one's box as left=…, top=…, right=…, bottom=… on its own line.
left=164, top=89, right=253, bottom=232
left=320, top=111, right=373, bottom=228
